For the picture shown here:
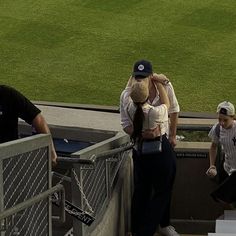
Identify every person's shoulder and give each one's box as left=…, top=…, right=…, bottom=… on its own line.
left=122, top=86, right=131, bottom=93
left=0, top=85, right=18, bottom=95
left=208, top=123, right=220, bottom=138
left=120, top=87, right=130, bottom=98
left=214, top=123, right=221, bottom=137
left=211, top=123, right=219, bottom=130
left=1, top=85, right=20, bottom=93
left=232, top=120, right=236, bottom=129
left=0, top=84, right=12, bottom=90
left=164, top=81, right=174, bottom=89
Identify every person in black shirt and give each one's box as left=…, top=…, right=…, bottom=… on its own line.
left=0, top=85, right=57, bottom=165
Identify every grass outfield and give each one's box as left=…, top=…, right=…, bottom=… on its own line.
left=0, top=0, right=236, bottom=112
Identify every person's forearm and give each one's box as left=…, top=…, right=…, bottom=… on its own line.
left=206, top=144, right=218, bottom=177
left=32, top=114, right=50, bottom=134
left=123, top=125, right=133, bottom=136
left=209, top=143, right=217, bottom=166
left=32, top=114, right=57, bottom=165
left=169, top=112, right=178, bottom=137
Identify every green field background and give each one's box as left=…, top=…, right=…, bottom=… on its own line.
left=0, top=0, right=236, bottom=112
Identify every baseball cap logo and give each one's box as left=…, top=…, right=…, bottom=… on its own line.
left=138, top=64, right=144, bottom=71
left=132, top=60, right=153, bottom=77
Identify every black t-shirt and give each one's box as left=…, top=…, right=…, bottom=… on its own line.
left=0, top=85, right=41, bottom=143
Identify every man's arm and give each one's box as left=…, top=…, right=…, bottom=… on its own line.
left=164, top=80, right=179, bottom=147
left=169, top=112, right=179, bottom=147
left=120, top=87, right=133, bottom=135
left=152, top=74, right=180, bottom=146
left=32, top=113, right=57, bottom=166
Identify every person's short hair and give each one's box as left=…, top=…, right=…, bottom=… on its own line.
left=217, top=101, right=235, bottom=116
left=132, top=59, right=153, bottom=78
left=130, top=80, right=149, bottom=104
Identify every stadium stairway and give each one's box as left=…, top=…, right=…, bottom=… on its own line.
left=208, top=210, right=236, bottom=236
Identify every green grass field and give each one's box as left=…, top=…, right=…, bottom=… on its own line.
left=0, top=0, right=236, bottom=112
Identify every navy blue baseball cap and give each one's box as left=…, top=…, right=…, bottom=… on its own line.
left=132, top=59, right=153, bottom=77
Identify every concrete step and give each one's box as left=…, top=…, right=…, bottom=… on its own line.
left=208, top=234, right=236, bottom=236
left=215, top=219, right=236, bottom=233
left=224, top=210, right=236, bottom=220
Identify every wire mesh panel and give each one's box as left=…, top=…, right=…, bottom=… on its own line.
left=80, top=160, right=107, bottom=215
left=0, top=134, right=52, bottom=236
left=77, top=143, right=131, bottom=217
left=3, top=199, right=49, bottom=236
left=107, top=151, right=124, bottom=187
left=80, top=149, right=131, bottom=236
left=58, top=132, right=132, bottom=236
left=77, top=150, right=130, bottom=235
left=3, top=148, right=48, bottom=209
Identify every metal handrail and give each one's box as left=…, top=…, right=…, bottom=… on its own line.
left=0, top=184, right=65, bottom=223
left=57, top=142, right=134, bottom=165
left=90, top=142, right=133, bottom=162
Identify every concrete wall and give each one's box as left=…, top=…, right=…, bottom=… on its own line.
left=171, top=156, right=227, bottom=234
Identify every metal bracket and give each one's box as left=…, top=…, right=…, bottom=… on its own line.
left=0, top=215, right=13, bottom=232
